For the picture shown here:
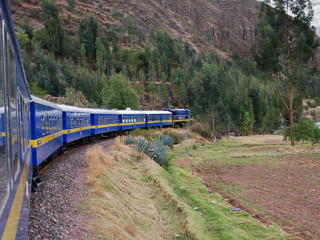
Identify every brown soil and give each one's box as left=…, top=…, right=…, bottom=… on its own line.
left=192, top=153, right=320, bottom=240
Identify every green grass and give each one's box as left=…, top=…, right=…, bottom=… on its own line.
left=165, top=141, right=287, bottom=240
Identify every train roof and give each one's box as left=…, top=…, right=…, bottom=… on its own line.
left=84, top=108, right=118, bottom=114
left=116, top=110, right=145, bottom=115
left=164, top=108, right=190, bottom=112
left=144, top=111, right=172, bottom=115
left=31, top=96, right=62, bottom=110
left=57, top=104, right=90, bottom=113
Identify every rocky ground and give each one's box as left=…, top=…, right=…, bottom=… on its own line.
left=28, top=138, right=115, bottom=240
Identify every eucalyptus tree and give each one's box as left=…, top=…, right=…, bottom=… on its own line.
left=255, top=0, right=318, bottom=145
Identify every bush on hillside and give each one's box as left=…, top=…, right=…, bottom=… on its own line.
left=283, top=118, right=320, bottom=143
left=163, top=129, right=181, bottom=144
left=190, top=122, right=211, bottom=139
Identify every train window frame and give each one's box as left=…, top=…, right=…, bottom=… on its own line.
left=0, top=16, right=10, bottom=214
left=46, top=115, right=49, bottom=134
left=70, top=116, right=73, bottom=128
left=49, top=115, right=52, bottom=133
left=41, top=114, right=45, bottom=135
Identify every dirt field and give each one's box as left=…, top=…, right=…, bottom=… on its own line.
left=188, top=135, right=320, bottom=239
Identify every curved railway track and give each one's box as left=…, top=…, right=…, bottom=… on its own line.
left=28, top=138, right=115, bottom=240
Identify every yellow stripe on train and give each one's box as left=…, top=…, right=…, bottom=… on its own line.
left=2, top=150, right=31, bottom=240
left=31, top=131, right=63, bottom=148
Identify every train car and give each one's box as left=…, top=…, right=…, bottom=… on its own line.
left=146, top=111, right=172, bottom=128
left=118, top=109, right=146, bottom=131
left=0, top=1, right=32, bottom=239
left=30, top=96, right=63, bottom=168
left=58, top=105, right=91, bottom=144
left=164, top=108, right=192, bottom=127
left=160, top=111, right=172, bottom=127
left=89, top=108, right=120, bottom=136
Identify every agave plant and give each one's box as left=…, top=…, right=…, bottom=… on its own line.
left=161, top=135, right=175, bottom=148
left=136, top=137, right=149, bottom=152
left=125, top=136, right=135, bottom=145
left=180, top=133, right=186, bottom=141
left=150, top=139, right=167, bottom=165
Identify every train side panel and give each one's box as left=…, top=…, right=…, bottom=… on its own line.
left=0, top=1, right=32, bottom=239
left=91, top=113, right=120, bottom=135
left=62, top=111, right=91, bottom=144
left=30, top=100, right=63, bottom=167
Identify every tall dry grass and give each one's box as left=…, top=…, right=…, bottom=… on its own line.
left=86, top=139, right=172, bottom=240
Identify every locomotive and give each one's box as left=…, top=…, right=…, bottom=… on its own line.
left=0, top=1, right=192, bottom=239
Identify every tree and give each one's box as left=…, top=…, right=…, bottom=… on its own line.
left=78, top=14, right=101, bottom=59
left=255, top=0, right=318, bottom=145
left=67, top=0, right=76, bottom=11
left=102, top=72, right=140, bottom=109
left=17, top=28, right=30, bottom=49
left=21, top=16, right=33, bottom=40
left=40, top=0, right=66, bottom=55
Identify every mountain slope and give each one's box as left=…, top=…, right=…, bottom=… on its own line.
left=9, top=0, right=320, bottom=66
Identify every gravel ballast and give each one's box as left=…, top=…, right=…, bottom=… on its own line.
left=28, top=139, right=115, bottom=240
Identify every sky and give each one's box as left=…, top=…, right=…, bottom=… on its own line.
left=257, top=0, right=320, bottom=36
left=313, top=0, right=320, bottom=36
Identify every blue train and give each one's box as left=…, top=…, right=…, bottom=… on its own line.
left=0, top=1, right=192, bottom=239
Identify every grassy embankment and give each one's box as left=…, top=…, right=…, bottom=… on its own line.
left=169, top=134, right=320, bottom=239
left=84, top=130, right=289, bottom=240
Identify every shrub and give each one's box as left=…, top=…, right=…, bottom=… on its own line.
left=124, top=136, right=135, bottom=145
left=163, top=129, right=181, bottom=144
left=283, top=118, right=320, bottom=143
left=161, top=135, right=175, bottom=148
left=150, top=139, right=167, bottom=165
left=179, top=133, right=186, bottom=141
left=129, top=128, right=151, bottom=140
left=315, top=97, right=320, bottom=106
left=190, top=122, right=211, bottom=139
left=307, top=100, right=317, bottom=108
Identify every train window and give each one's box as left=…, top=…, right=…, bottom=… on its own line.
left=49, top=116, right=52, bottom=133
left=8, top=37, right=20, bottom=181
left=0, top=16, right=9, bottom=206
left=46, top=115, right=49, bottom=134
left=70, top=116, right=73, bottom=128
left=41, top=114, right=45, bottom=135
left=54, top=116, right=57, bottom=131
left=73, top=116, right=76, bottom=128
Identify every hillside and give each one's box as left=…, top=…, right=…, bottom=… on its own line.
left=10, top=0, right=318, bottom=62
left=10, top=0, right=259, bottom=57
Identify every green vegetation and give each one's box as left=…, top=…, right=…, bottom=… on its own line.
left=125, top=132, right=181, bottom=165
left=254, top=0, right=318, bottom=145
left=283, top=118, right=320, bottom=143
left=164, top=140, right=287, bottom=239
left=18, top=0, right=320, bottom=136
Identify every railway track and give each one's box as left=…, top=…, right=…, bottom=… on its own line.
left=28, top=137, right=115, bottom=240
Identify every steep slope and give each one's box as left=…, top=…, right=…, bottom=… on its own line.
left=10, top=0, right=259, bottom=57
left=9, top=0, right=320, bottom=66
